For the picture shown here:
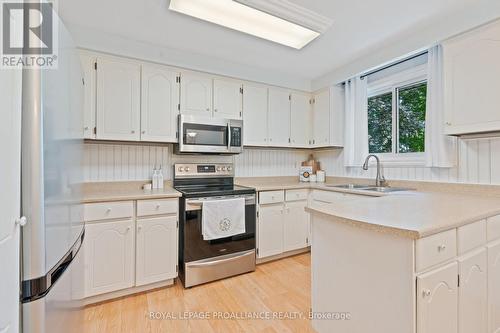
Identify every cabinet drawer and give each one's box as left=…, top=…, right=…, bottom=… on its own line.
left=457, top=220, right=486, bottom=254
left=487, top=215, right=500, bottom=241
left=416, top=229, right=457, bottom=272
left=137, top=199, right=178, bottom=217
left=310, top=190, right=361, bottom=204
left=84, top=201, right=133, bottom=221
left=285, top=189, right=308, bottom=202
left=259, top=190, right=284, bottom=205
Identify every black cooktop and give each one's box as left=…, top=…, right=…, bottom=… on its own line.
left=175, top=184, right=255, bottom=198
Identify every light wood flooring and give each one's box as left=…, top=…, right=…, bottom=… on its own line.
left=84, top=253, right=314, bottom=333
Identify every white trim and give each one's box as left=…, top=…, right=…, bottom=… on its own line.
left=368, top=64, right=427, bottom=96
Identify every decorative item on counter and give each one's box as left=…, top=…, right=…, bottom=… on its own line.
left=152, top=165, right=159, bottom=189
left=310, top=174, right=317, bottom=182
left=316, top=170, right=326, bottom=183
left=158, top=165, right=164, bottom=189
left=299, top=166, right=313, bottom=182
left=143, top=183, right=152, bottom=191
left=302, top=154, right=321, bottom=174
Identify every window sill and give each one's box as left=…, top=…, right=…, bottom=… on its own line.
left=367, top=153, right=426, bottom=168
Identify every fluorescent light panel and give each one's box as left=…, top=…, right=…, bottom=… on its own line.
left=169, top=0, right=321, bottom=49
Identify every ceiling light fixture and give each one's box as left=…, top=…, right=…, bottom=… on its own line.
left=168, top=0, right=333, bottom=49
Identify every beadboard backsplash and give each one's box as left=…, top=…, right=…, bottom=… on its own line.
left=315, top=137, right=500, bottom=185
left=83, top=142, right=309, bottom=182
left=83, top=138, right=500, bottom=185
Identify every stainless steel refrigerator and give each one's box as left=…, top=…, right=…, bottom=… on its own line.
left=20, top=18, right=85, bottom=333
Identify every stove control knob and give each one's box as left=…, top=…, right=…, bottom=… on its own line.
left=227, top=166, right=232, bottom=172
left=185, top=167, right=190, bottom=172
left=221, top=166, right=226, bottom=171
left=217, top=167, right=222, bottom=172
left=178, top=167, right=184, bottom=172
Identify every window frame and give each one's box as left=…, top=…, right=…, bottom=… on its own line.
left=367, top=64, right=427, bottom=166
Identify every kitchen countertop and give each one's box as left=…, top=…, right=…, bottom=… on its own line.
left=81, top=181, right=181, bottom=203
left=236, top=176, right=500, bottom=239
left=305, top=190, right=500, bottom=239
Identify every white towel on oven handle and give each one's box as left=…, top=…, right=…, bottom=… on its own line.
left=201, top=197, right=246, bottom=241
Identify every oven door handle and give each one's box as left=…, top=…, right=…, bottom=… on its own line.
left=188, top=250, right=255, bottom=268
left=227, top=123, right=231, bottom=151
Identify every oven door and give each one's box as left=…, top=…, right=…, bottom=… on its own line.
left=181, top=194, right=256, bottom=263
left=178, top=115, right=243, bottom=154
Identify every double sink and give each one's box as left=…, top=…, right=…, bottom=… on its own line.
left=326, top=184, right=412, bottom=193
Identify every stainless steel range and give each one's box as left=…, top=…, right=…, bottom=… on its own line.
left=174, top=163, right=256, bottom=288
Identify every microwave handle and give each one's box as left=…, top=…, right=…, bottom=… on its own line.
left=227, top=123, right=231, bottom=150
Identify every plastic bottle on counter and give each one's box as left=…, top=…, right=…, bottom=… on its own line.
left=152, top=166, right=159, bottom=189
left=158, top=165, right=164, bottom=189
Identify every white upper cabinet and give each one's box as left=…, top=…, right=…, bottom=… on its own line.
left=458, top=249, right=488, bottom=333
left=213, top=78, right=243, bottom=119
left=136, top=216, right=178, bottom=286
left=330, top=85, right=345, bottom=146
left=268, top=88, right=291, bottom=146
left=417, top=262, right=458, bottom=333
left=80, top=52, right=96, bottom=139
left=180, top=72, right=212, bottom=117
left=96, top=57, right=141, bottom=141
left=141, top=65, right=180, bottom=142
left=290, top=92, right=311, bottom=147
left=312, top=89, right=330, bottom=147
left=443, top=20, right=500, bottom=135
left=243, top=84, right=268, bottom=146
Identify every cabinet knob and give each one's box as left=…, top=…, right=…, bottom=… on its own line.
left=422, top=289, right=431, bottom=297
left=138, top=225, right=142, bottom=231
left=156, top=204, right=161, bottom=210
left=126, top=226, right=131, bottom=232
left=84, top=126, right=89, bottom=131
left=437, top=244, right=446, bottom=252
left=142, top=130, right=146, bottom=134
left=131, top=130, right=136, bottom=134
left=106, top=208, right=111, bottom=213
left=15, top=216, right=27, bottom=226
left=214, top=108, right=218, bottom=112
left=445, top=122, right=451, bottom=126
left=206, top=108, right=210, bottom=112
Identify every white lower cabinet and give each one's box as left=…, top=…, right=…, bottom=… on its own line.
left=284, top=200, right=310, bottom=251
left=136, top=216, right=178, bottom=286
left=258, top=204, right=284, bottom=258
left=417, top=262, right=458, bottom=333
left=459, top=249, right=488, bottom=333
left=257, top=190, right=310, bottom=259
left=85, top=219, right=135, bottom=297
left=488, top=241, right=500, bottom=333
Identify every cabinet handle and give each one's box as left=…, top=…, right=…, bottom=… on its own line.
left=156, top=204, right=161, bottom=210
left=126, top=226, right=131, bottom=233
left=445, top=122, right=451, bottom=126
left=131, top=130, right=135, bottom=134
left=422, top=289, right=431, bottom=298
left=437, top=244, right=446, bottom=252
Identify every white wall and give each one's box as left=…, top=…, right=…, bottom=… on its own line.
left=316, top=137, right=500, bottom=185
left=82, top=143, right=309, bottom=182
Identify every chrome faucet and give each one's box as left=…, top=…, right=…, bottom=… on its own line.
left=362, top=154, right=387, bottom=187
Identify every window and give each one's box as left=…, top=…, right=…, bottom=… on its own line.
left=367, top=65, right=427, bottom=161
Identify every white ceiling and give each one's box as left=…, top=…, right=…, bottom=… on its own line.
left=59, top=0, right=500, bottom=90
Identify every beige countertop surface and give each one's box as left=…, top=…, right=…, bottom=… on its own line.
left=305, top=191, right=500, bottom=239
left=236, top=176, right=500, bottom=239
left=81, top=182, right=181, bottom=203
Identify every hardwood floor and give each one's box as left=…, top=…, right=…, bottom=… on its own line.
left=84, top=253, right=314, bottom=333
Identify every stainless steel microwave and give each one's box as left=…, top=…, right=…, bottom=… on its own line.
left=176, top=115, right=243, bottom=154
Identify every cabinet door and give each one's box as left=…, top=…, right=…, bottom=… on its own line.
left=85, top=220, right=135, bottom=297
left=268, top=88, right=290, bottom=146
left=136, top=216, right=178, bottom=286
left=141, top=65, right=179, bottom=142
left=180, top=72, right=212, bottom=117
left=243, top=84, right=268, bottom=146
left=290, top=92, right=311, bottom=147
left=488, top=241, right=500, bottom=333
left=312, top=90, right=330, bottom=147
left=96, top=57, right=141, bottom=141
left=330, top=85, right=344, bottom=146
left=213, top=78, right=242, bottom=119
left=80, top=53, right=96, bottom=139
left=459, top=249, right=487, bottom=333
left=417, top=262, right=458, bottom=333
left=284, top=201, right=309, bottom=251
left=443, top=21, right=500, bottom=135
left=258, top=204, right=284, bottom=258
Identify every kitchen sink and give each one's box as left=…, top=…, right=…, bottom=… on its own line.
left=362, top=187, right=413, bottom=193
left=326, top=184, right=373, bottom=189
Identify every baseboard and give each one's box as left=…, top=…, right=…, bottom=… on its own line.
left=83, top=278, right=175, bottom=306
left=256, top=246, right=310, bottom=264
